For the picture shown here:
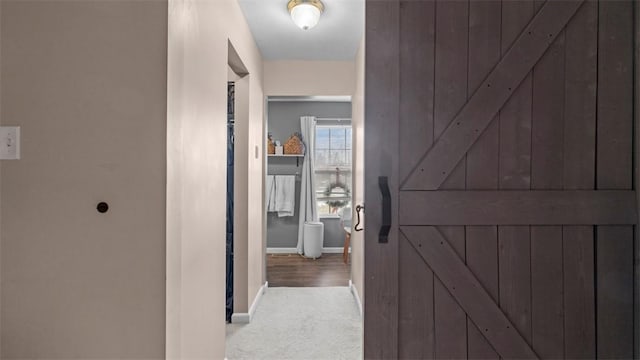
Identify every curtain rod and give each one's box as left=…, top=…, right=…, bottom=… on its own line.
left=315, top=117, right=352, bottom=121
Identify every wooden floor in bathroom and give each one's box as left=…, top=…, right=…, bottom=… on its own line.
left=267, top=253, right=350, bottom=287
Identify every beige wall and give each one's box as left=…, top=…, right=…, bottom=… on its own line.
left=167, top=0, right=264, bottom=357
left=264, top=60, right=355, bottom=96
left=233, top=73, right=250, bottom=314
left=351, top=39, right=365, bottom=311
left=0, top=1, right=167, bottom=358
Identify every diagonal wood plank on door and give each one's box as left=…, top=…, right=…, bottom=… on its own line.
left=401, top=225, right=539, bottom=359
left=401, top=0, right=585, bottom=191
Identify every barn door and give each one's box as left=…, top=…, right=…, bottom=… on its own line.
left=364, top=0, right=637, bottom=359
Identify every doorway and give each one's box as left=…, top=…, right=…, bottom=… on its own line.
left=264, top=97, right=353, bottom=288
left=226, top=97, right=363, bottom=360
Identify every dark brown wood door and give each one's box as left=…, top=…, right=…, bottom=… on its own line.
left=364, top=1, right=637, bottom=359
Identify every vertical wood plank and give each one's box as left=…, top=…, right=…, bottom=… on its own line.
left=562, top=2, right=597, bottom=358
left=562, top=226, right=595, bottom=359
left=530, top=1, right=565, bottom=355
left=434, top=0, right=469, bottom=358
left=399, top=234, right=434, bottom=359
left=498, top=225, right=532, bottom=343
left=531, top=38, right=565, bottom=191
left=399, top=0, right=434, bottom=182
left=466, top=1, right=501, bottom=358
left=398, top=1, right=435, bottom=358
left=596, top=226, right=635, bottom=359
left=434, top=0, right=469, bottom=191
left=498, top=0, right=533, bottom=348
left=530, top=226, right=564, bottom=359
left=597, top=0, right=634, bottom=191
left=466, top=227, right=500, bottom=359
left=499, top=0, right=533, bottom=191
left=596, top=1, right=634, bottom=358
left=433, top=0, right=468, bottom=358
left=364, top=0, right=399, bottom=357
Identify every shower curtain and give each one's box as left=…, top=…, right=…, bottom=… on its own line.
left=296, top=116, right=318, bottom=254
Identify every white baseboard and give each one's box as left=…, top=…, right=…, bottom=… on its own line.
left=349, top=280, right=363, bottom=317
left=266, top=247, right=298, bottom=254
left=322, top=247, right=350, bottom=254
left=266, top=247, right=350, bottom=254
left=231, top=281, right=268, bottom=324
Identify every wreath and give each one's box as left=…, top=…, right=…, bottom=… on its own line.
left=324, top=168, right=350, bottom=210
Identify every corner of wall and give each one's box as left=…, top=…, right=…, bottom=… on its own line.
left=167, top=0, right=265, bottom=357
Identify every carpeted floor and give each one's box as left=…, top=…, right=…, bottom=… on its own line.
left=226, top=287, right=362, bottom=360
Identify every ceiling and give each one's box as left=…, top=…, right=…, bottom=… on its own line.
left=237, top=0, right=364, bottom=61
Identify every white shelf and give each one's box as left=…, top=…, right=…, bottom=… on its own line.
left=268, top=154, right=304, bottom=157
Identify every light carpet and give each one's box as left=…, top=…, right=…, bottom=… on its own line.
left=226, top=287, right=362, bottom=360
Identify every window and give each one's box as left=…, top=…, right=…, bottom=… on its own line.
left=315, top=125, right=352, bottom=216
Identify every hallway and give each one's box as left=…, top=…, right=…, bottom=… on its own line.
left=226, top=287, right=362, bottom=359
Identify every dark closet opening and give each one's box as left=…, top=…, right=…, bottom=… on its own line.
left=226, top=81, right=235, bottom=323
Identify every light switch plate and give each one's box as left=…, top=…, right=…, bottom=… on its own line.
left=0, top=126, right=20, bottom=160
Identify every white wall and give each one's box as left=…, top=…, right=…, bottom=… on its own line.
left=167, top=0, right=264, bottom=357
left=0, top=1, right=167, bottom=357
left=351, top=39, right=365, bottom=311
left=264, top=60, right=355, bottom=96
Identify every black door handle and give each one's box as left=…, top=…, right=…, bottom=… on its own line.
left=354, top=204, right=364, bottom=232
left=379, top=176, right=391, bottom=243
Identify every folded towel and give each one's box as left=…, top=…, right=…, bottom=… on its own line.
left=275, top=175, right=296, bottom=217
left=266, top=175, right=276, bottom=212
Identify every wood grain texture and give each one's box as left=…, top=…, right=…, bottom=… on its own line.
left=562, top=2, right=597, bottom=357
left=597, top=0, right=634, bottom=191
left=530, top=20, right=565, bottom=358
left=596, top=1, right=635, bottom=358
left=498, top=0, right=533, bottom=336
left=401, top=0, right=585, bottom=191
left=499, top=0, right=534, bottom=191
left=432, top=0, right=469, bottom=357
left=397, top=2, right=435, bottom=357
left=364, top=0, right=400, bottom=357
left=562, top=226, right=595, bottom=359
left=466, top=0, right=501, bottom=192
left=531, top=35, right=565, bottom=190
left=402, top=226, right=538, bottom=359
left=399, top=190, right=638, bottom=225
left=596, top=226, right=635, bottom=359
left=465, top=2, right=501, bottom=358
left=563, top=1, right=597, bottom=191
left=399, top=0, right=434, bottom=182
left=399, top=234, right=434, bottom=359
left=531, top=226, right=564, bottom=359
left=499, top=225, right=532, bottom=345
left=466, top=226, right=500, bottom=359
left=266, top=254, right=349, bottom=287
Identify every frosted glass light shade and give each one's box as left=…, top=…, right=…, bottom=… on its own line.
left=290, top=3, right=321, bottom=30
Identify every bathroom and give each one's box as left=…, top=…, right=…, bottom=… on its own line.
left=265, top=97, right=353, bottom=286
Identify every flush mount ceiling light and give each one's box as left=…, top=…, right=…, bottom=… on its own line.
left=287, top=0, right=324, bottom=30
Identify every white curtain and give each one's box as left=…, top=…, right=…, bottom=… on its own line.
left=297, top=116, right=318, bottom=254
